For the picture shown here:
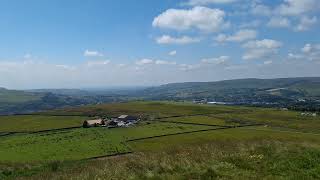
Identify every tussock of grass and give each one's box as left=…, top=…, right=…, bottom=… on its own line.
left=12, top=140, right=320, bottom=180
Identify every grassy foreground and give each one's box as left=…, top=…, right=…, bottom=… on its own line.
left=0, top=101, right=320, bottom=179
left=6, top=139, right=320, bottom=180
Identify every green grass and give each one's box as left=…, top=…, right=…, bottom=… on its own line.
left=13, top=139, right=320, bottom=180
left=1, top=101, right=320, bottom=179
left=129, top=126, right=320, bottom=152
left=0, top=115, right=87, bottom=132
left=212, top=109, right=320, bottom=133
left=47, top=101, right=253, bottom=118
left=0, top=122, right=211, bottom=162
left=163, top=115, right=235, bottom=126
left=0, top=128, right=127, bottom=162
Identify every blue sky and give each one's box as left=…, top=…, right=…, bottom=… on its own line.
left=0, top=0, right=320, bottom=89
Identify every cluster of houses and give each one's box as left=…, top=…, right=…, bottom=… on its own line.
left=83, top=115, right=139, bottom=128
left=300, top=112, right=317, bottom=117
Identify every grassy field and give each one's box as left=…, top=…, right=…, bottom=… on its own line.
left=0, top=101, right=320, bottom=179
left=0, top=115, right=87, bottom=132
left=162, top=115, right=237, bottom=126
left=129, top=126, right=320, bottom=152
left=0, top=122, right=211, bottom=162
left=25, top=139, right=320, bottom=180
left=212, top=109, right=320, bottom=133
left=46, top=101, right=253, bottom=118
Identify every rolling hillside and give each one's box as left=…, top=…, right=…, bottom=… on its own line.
left=0, top=88, right=99, bottom=115
left=1, top=77, right=320, bottom=114
left=0, top=88, right=43, bottom=103
left=139, top=77, right=320, bottom=101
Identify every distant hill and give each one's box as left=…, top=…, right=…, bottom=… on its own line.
left=27, top=89, right=90, bottom=96
left=0, top=88, right=44, bottom=104
left=138, top=77, right=320, bottom=102
left=0, top=88, right=133, bottom=115
left=1, top=77, right=320, bottom=114
left=0, top=88, right=95, bottom=115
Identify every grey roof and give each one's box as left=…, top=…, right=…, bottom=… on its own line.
left=118, top=115, right=128, bottom=119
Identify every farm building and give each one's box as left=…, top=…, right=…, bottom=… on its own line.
left=117, top=115, right=138, bottom=123
left=103, top=115, right=139, bottom=128
left=83, top=119, right=105, bottom=128
left=106, top=120, right=118, bottom=128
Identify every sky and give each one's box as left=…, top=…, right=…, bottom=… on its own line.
left=0, top=0, right=320, bottom=89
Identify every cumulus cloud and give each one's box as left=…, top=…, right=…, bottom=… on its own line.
left=239, top=20, right=261, bottom=28
left=179, top=63, right=201, bottom=71
left=201, top=56, right=230, bottom=64
left=156, top=35, right=200, bottom=44
left=55, top=64, right=76, bottom=70
left=215, top=29, right=257, bottom=43
left=276, top=0, right=320, bottom=16
left=287, top=43, right=320, bottom=61
left=301, top=43, right=320, bottom=61
left=169, top=50, right=177, bottom=56
left=242, top=39, right=283, bottom=60
left=136, top=59, right=154, bottom=66
left=295, top=16, right=317, bottom=31
left=252, top=0, right=320, bottom=17
left=263, top=60, right=273, bottom=65
left=267, top=17, right=291, bottom=28
left=23, top=53, right=32, bottom=59
left=136, top=58, right=176, bottom=66
left=155, top=60, right=177, bottom=65
left=251, top=4, right=273, bottom=16
left=184, top=0, right=238, bottom=6
left=152, top=6, right=229, bottom=32
left=86, top=60, right=111, bottom=67
left=83, top=50, right=104, bottom=57
left=287, top=53, right=304, bottom=60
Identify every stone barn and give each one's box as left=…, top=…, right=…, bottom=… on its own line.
left=83, top=119, right=105, bottom=128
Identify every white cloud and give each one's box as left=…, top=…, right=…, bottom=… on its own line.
left=215, top=29, right=257, bottom=43
left=267, top=17, right=291, bottom=28
left=263, top=60, right=273, bottom=65
left=251, top=4, right=272, bottom=16
left=184, top=0, right=238, bottom=6
left=276, top=0, right=320, bottom=16
left=156, top=35, right=200, bottom=44
left=84, top=50, right=104, bottom=57
left=288, top=53, right=304, bottom=59
left=86, top=60, right=110, bottom=67
left=243, top=39, right=282, bottom=49
left=136, top=59, right=154, bottom=66
left=239, top=20, right=261, bottom=28
left=251, top=0, right=320, bottom=19
left=135, top=59, right=177, bottom=66
left=287, top=44, right=320, bottom=61
left=155, top=60, right=177, bottom=65
left=302, top=44, right=313, bottom=53
left=24, top=53, right=32, bottom=59
left=295, top=16, right=317, bottom=31
left=152, top=6, right=229, bottom=32
left=55, top=65, right=76, bottom=70
left=242, top=39, right=283, bottom=60
left=179, top=64, right=201, bottom=71
left=169, top=50, right=177, bottom=56
left=301, top=43, right=320, bottom=61
left=201, top=56, right=230, bottom=64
